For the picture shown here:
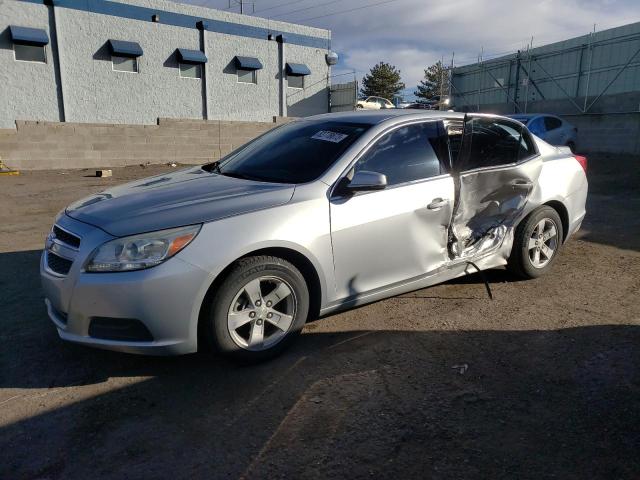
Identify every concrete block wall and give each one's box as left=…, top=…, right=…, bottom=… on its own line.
left=566, top=113, right=640, bottom=155
left=0, top=117, right=292, bottom=170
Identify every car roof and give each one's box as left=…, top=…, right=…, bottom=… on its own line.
left=305, top=109, right=466, bottom=125
left=508, top=113, right=560, bottom=120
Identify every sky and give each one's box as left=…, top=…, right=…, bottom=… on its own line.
left=183, top=0, right=640, bottom=100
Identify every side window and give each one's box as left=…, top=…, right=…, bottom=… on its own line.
left=544, top=116, right=562, bottom=131
left=354, top=122, right=448, bottom=186
left=527, top=117, right=545, bottom=136
left=457, top=117, right=532, bottom=170
left=445, top=120, right=464, bottom=170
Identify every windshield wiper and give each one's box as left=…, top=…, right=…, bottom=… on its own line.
left=221, top=170, right=267, bottom=182
left=203, top=162, right=272, bottom=182
left=202, top=161, right=222, bottom=174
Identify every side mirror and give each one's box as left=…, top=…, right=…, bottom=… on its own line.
left=344, top=170, right=388, bottom=193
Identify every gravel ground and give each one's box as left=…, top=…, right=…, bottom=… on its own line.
left=1, top=156, right=639, bottom=479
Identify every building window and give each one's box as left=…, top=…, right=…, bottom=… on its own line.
left=179, top=62, right=202, bottom=79
left=237, top=68, right=257, bottom=84
left=14, top=43, right=46, bottom=63
left=288, top=75, right=304, bottom=89
left=9, top=26, right=49, bottom=63
left=112, top=55, right=138, bottom=73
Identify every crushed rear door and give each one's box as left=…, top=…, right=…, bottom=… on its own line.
left=446, top=115, right=542, bottom=259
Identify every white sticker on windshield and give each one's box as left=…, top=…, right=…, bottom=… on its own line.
left=311, top=130, right=349, bottom=143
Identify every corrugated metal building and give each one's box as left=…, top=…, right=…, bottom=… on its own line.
left=450, top=21, right=640, bottom=154
left=0, top=0, right=335, bottom=128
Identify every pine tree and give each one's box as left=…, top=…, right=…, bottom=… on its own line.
left=414, top=61, right=449, bottom=101
left=360, top=62, right=405, bottom=101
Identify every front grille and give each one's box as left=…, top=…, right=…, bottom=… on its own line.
left=53, top=226, right=81, bottom=248
left=47, top=252, right=73, bottom=275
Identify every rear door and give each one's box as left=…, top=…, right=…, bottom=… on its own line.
left=330, top=120, right=454, bottom=299
left=449, top=115, right=542, bottom=258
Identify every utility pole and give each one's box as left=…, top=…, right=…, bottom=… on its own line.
left=524, top=36, right=533, bottom=113
left=476, top=46, right=484, bottom=112
left=228, top=0, right=254, bottom=14
left=448, top=52, right=454, bottom=108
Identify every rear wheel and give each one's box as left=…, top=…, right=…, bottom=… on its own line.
left=205, top=256, right=309, bottom=362
left=508, top=206, right=563, bottom=279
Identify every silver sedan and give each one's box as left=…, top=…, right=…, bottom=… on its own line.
left=41, top=111, right=588, bottom=361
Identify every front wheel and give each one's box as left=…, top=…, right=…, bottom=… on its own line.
left=205, top=256, right=309, bottom=362
left=508, top=206, right=563, bottom=279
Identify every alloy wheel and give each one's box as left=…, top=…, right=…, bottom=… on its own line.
left=227, top=276, right=297, bottom=351
left=528, top=218, right=559, bottom=268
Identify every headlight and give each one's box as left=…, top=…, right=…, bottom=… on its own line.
left=84, top=225, right=201, bottom=272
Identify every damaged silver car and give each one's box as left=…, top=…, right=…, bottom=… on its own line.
left=41, top=110, right=588, bottom=361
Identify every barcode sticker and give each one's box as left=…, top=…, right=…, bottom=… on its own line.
left=311, top=130, right=349, bottom=143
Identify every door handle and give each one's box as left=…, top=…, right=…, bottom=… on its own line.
left=512, top=181, right=533, bottom=189
left=427, top=198, right=449, bottom=210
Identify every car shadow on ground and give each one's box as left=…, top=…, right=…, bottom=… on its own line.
left=2, top=324, right=639, bottom=479
left=1, top=248, right=639, bottom=479
left=578, top=154, right=640, bottom=252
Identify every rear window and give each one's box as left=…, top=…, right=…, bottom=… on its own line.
left=456, top=117, right=535, bottom=170
left=217, top=121, right=370, bottom=184
left=544, top=116, right=562, bottom=131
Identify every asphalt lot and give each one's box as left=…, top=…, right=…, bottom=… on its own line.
left=1, top=155, right=639, bottom=479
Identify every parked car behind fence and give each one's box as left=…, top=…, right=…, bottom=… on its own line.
left=356, top=96, right=395, bottom=110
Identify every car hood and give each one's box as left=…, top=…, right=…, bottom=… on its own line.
left=66, top=166, right=295, bottom=237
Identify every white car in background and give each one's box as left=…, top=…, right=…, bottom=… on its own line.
left=356, top=96, right=395, bottom=110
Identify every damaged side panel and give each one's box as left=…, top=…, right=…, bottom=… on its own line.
left=446, top=115, right=543, bottom=260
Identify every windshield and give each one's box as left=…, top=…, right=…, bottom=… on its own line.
left=214, top=120, right=370, bottom=184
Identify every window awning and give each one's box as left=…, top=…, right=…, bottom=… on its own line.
left=234, top=56, right=263, bottom=70
left=108, top=39, right=143, bottom=57
left=176, top=48, right=207, bottom=64
left=286, top=63, right=311, bottom=76
left=9, top=26, right=49, bottom=46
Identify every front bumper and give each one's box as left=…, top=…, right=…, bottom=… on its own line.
left=40, top=215, right=212, bottom=355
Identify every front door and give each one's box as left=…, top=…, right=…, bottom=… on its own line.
left=330, top=121, right=454, bottom=300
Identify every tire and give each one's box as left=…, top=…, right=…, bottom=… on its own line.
left=356, top=104, right=364, bottom=110
left=204, top=255, right=309, bottom=362
left=508, top=206, right=564, bottom=279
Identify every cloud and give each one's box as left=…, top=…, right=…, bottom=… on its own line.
left=188, top=0, right=639, bottom=89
